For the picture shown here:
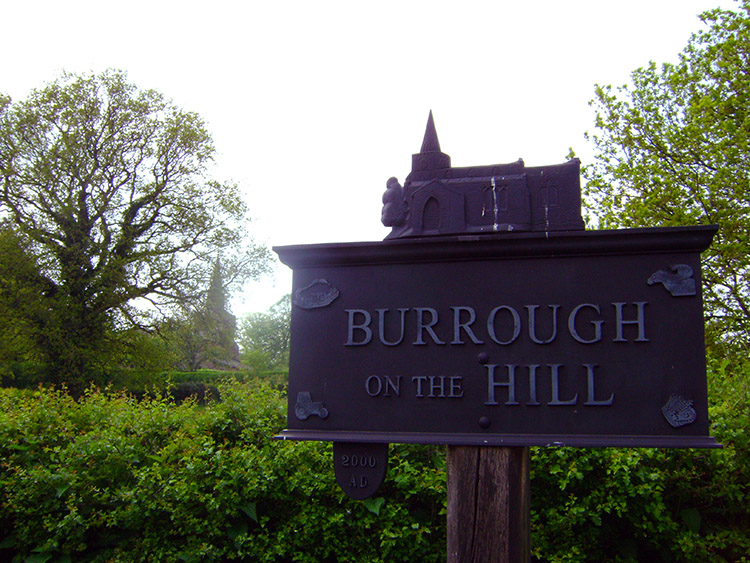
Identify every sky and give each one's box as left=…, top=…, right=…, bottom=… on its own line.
left=1, top=0, right=738, bottom=316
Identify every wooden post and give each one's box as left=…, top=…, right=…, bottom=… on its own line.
left=447, top=446, right=530, bottom=563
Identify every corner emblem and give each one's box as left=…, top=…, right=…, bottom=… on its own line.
left=294, top=392, right=329, bottom=420
left=648, top=265, right=696, bottom=296
left=293, top=279, right=339, bottom=309
left=662, top=394, right=697, bottom=428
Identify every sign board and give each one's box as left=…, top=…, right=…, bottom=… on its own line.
left=275, top=226, right=720, bottom=449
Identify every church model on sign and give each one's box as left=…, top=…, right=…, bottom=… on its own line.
left=382, top=112, right=586, bottom=238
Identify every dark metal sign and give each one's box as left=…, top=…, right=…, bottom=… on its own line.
left=275, top=226, right=720, bottom=449
left=275, top=113, right=719, bottom=505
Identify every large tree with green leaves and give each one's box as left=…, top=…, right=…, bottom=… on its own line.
left=0, top=70, right=271, bottom=383
left=584, top=1, right=750, bottom=355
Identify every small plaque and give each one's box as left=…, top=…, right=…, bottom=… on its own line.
left=333, top=442, right=389, bottom=500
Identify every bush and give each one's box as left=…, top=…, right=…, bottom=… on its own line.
left=165, top=381, right=220, bottom=404
left=0, top=366, right=287, bottom=402
left=0, top=362, right=170, bottom=397
left=0, top=382, right=444, bottom=562
left=0, top=360, right=747, bottom=561
left=529, top=359, right=750, bottom=562
left=0, top=362, right=47, bottom=389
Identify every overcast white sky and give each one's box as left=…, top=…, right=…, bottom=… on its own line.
left=1, top=0, right=738, bottom=315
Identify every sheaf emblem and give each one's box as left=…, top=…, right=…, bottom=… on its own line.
left=662, top=394, right=697, bottom=428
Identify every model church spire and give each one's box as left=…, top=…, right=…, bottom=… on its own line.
left=420, top=110, right=441, bottom=152
left=411, top=111, right=451, bottom=176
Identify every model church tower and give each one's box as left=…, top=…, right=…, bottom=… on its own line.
left=382, top=112, right=585, bottom=239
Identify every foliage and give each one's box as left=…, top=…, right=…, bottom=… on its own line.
left=0, top=362, right=48, bottom=390
left=238, top=295, right=291, bottom=371
left=529, top=358, right=750, bottom=563
left=167, top=260, right=242, bottom=372
left=0, top=70, right=271, bottom=386
left=0, top=226, right=49, bottom=364
left=160, top=306, right=238, bottom=373
left=164, top=368, right=288, bottom=391
left=0, top=382, right=445, bottom=562
left=566, top=7, right=750, bottom=556
left=0, top=362, right=747, bottom=561
left=138, top=261, right=243, bottom=373
left=583, top=1, right=750, bottom=355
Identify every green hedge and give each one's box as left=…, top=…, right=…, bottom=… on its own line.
left=0, top=367, right=747, bottom=562
left=166, top=369, right=288, bottom=390
left=529, top=360, right=750, bottom=562
left=0, top=382, right=444, bottom=562
left=0, top=365, right=289, bottom=404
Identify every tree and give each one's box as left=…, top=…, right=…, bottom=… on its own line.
left=159, top=309, right=209, bottom=372
left=0, top=224, right=50, bottom=364
left=0, top=70, right=271, bottom=384
left=238, top=295, right=291, bottom=371
left=583, top=1, right=750, bottom=355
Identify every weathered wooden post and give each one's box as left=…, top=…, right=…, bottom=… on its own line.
left=274, top=113, right=720, bottom=561
left=447, top=446, right=530, bottom=562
